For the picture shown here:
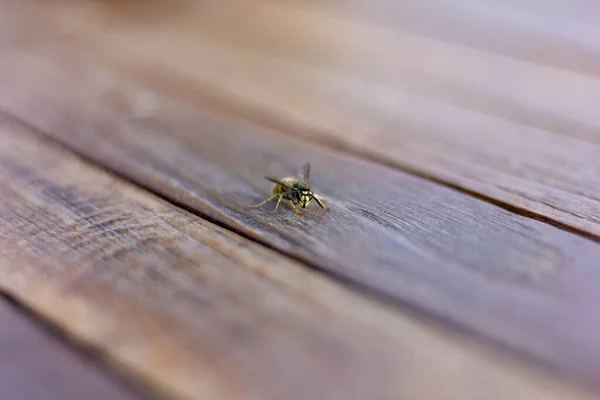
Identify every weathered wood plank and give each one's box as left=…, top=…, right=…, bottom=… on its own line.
left=3, top=0, right=599, bottom=239
left=29, top=0, right=600, bottom=142
left=3, top=116, right=594, bottom=400
left=3, top=15, right=600, bottom=390
left=185, top=1, right=600, bottom=139
left=287, top=0, right=600, bottom=77
left=0, top=298, right=150, bottom=400
left=171, top=1, right=600, bottom=143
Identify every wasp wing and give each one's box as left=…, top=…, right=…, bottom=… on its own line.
left=265, top=177, right=292, bottom=189
left=301, top=163, right=311, bottom=186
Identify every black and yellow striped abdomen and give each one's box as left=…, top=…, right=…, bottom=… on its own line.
left=272, top=177, right=297, bottom=196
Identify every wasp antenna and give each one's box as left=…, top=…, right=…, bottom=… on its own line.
left=313, top=195, right=329, bottom=210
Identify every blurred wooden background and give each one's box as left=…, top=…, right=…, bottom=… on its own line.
left=1, top=0, right=600, bottom=399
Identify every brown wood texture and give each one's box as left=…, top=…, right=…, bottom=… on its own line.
left=2, top=4, right=600, bottom=390
left=4, top=0, right=598, bottom=237
left=0, top=299, right=149, bottom=400
left=3, top=115, right=596, bottom=400
left=290, top=0, right=600, bottom=77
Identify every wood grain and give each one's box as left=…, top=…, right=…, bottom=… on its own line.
left=35, top=0, right=600, bottom=141
left=287, top=0, right=600, bottom=77
left=3, top=116, right=596, bottom=400
left=0, top=299, right=149, bottom=400
left=3, top=12, right=600, bottom=390
left=2, top=0, right=599, bottom=239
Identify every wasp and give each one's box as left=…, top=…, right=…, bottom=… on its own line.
left=249, top=163, right=330, bottom=215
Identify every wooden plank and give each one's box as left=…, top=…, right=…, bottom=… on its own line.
left=21, top=0, right=600, bottom=142
left=287, top=0, right=600, bottom=77
left=3, top=12, right=600, bottom=391
left=179, top=1, right=600, bottom=139
left=173, top=1, right=600, bottom=143
left=0, top=298, right=150, bottom=400
left=1, top=117, right=594, bottom=400
left=3, top=0, right=599, bottom=239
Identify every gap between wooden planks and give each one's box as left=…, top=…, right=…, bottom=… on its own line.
left=3, top=6, right=600, bottom=393
left=4, top=115, right=597, bottom=400
left=0, top=296, right=150, bottom=400
left=2, top=0, right=599, bottom=239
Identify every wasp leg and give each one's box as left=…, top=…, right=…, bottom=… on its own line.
left=248, top=193, right=279, bottom=208
left=270, top=194, right=285, bottom=214
left=289, top=200, right=303, bottom=215
left=313, top=195, right=330, bottom=211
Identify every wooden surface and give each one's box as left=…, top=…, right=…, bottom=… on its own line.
left=1, top=0, right=600, bottom=399
left=3, top=116, right=594, bottom=400
left=3, top=23, right=600, bottom=386
left=0, top=298, right=149, bottom=400
left=7, top=0, right=596, bottom=238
